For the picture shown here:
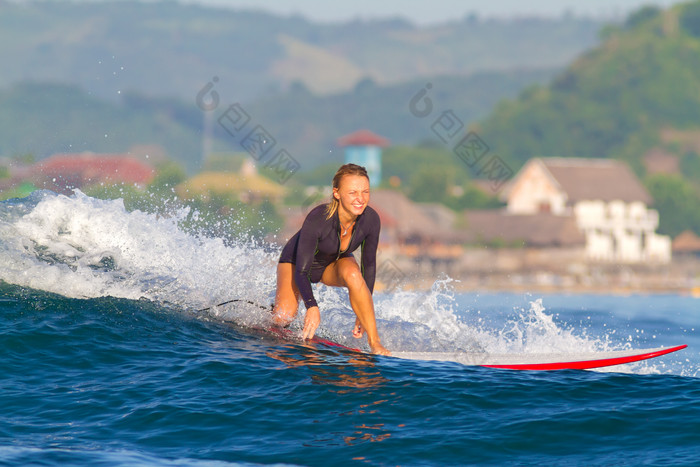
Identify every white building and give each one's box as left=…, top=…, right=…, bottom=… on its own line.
left=505, top=158, right=671, bottom=263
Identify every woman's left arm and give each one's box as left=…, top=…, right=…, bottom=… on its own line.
left=360, top=208, right=380, bottom=293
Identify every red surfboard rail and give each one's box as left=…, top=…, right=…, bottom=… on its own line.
left=479, top=344, right=688, bottom=371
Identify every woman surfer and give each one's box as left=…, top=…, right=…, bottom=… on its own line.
left=273, top=163, right=390, bottom=356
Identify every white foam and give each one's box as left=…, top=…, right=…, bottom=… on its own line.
left=0, top=190, right=277, bottom=309
left=373, top=282, right=605, bottom=355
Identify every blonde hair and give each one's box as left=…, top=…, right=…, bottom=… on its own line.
left=325, top=163, right=370, bottom=220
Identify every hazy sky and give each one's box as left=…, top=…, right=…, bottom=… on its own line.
left=185, top=0, right=682, bottom=24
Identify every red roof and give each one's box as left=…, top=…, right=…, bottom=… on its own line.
left=337, top=129, right=390, bottom=147
left=34, top=153, right=155, bottom=192
left=370, top=203, right=397, bottom=228
left=672, top=230, right=700, bottom=253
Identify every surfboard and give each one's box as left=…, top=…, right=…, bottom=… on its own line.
left=199, top=300, right=687, bottom=371
left=266, top=326, right=687, bottom=371
left=391, top=345, right=688, bottom=371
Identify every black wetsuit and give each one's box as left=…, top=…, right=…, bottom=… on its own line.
left=279, top=203, right=380, bottom=309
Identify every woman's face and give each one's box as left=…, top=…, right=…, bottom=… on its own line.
left=334, top=174, right=370, bottom=218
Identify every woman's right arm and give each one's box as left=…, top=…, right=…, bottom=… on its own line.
left=293, top=209, right=323, bottom=310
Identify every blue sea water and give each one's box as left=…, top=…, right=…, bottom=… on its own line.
left=1, top=191, right=699, bottom=466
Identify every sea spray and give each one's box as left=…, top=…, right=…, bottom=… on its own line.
left=0, top=190, right=278, bottom=311
left=497, top=298, right=604, bottom=354
left=373, top=277, right=488, bottom=353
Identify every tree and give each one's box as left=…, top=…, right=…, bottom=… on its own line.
left=444, top=185, right=504, bottom=211
left=625, top=5, right=661, bottom=29
left=148, top=161, right=187, bottom=197
left=645, top=174, right=700, bottom=237
left=407, top=166, right=451, bottom=203
left=681, top=2, right=700, bottom=38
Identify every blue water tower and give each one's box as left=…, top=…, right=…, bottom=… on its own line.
left=337, top=129, right=389, bottom=187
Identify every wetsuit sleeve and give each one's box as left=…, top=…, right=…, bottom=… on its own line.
left=360, top=209, right=380, bottom=294
left=294, top=210, right=322, bottom=309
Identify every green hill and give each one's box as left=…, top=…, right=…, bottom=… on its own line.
left=0, top=1, right=602, bottom=101
left=0, top=0, right=603, bottom=171
left=474, top=2, right=700, bottom=236
left=477, top=3, right=700, bottom=171
left=0, top=67, right=553, bottom=172
left=236, top=69, right=555, bottom=166
left=0, top=82, right=205, bottom=172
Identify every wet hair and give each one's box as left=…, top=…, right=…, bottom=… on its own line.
left=325, top=163, right=370, bottom=220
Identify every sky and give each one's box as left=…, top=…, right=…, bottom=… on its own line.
left=184, top=0, right=683, bottom=24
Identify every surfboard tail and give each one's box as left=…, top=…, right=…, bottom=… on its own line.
left=393, top=345, right=688, bottom=371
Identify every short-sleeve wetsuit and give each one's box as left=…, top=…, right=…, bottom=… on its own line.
left=279, top=203, right=380, bottom=309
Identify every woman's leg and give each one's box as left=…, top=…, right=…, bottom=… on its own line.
left=272, top=262, right=301, bottom=327
left=321, top=257, right=389, bottom=355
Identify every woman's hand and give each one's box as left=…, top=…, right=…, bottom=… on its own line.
left=352, top=317, right=365, bottom=339
left=302, top=306, right=321, bottom=340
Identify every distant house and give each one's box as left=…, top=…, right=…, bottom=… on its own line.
left=672, top=230, right=700, bottom=258
left=370, top=190, right=463, bottom=265
left=504, top=158, right=671, bottom=263
left=33, top=152, right=154, bottom=194
left=462, top=210, right=585, bottom=248
left=337, top=129, right=389, bottom=187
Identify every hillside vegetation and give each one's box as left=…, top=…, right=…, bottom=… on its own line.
left=0, top=82, right=204, bottom=170
left=0, top=69, right=553, bottom=171
left=475, top=2, right=700, bottom=236
left=0, top=1, right=601, bottom=100
left=0, top=1, right=604, bottom=169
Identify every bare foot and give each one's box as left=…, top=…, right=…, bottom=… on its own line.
left=370, top=343, right=391, bottom=356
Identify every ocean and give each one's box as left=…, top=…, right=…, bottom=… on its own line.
left=1, top=190, right=699, bottom=466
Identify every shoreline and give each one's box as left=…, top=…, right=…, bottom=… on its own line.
left=381, top=276, right=700, bottom=298
left=374, top=250, right=700, bottom=298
